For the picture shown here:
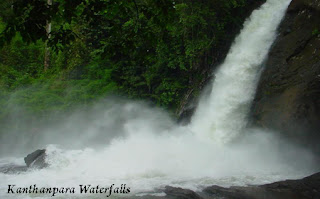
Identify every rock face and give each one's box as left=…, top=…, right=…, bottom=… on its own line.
left=24, top=149, right=48, bottom=168
left=251, top=0, right=320, bottom=153
left=132, top=172, right=320, bottom=199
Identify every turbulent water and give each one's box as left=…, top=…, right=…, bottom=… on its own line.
left=1, top=0, right=318, bottom=198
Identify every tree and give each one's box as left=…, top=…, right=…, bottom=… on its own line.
left=44, top=0, right=52, bottom=71
left=0, top=0, right=132, bottom=50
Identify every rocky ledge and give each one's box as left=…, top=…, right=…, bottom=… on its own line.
left=133, top=172, right=320, bottom=199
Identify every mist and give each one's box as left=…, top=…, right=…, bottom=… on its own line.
left=1, top=97, right=319, bottom=196
left=0, top=97, right=175, bottom=157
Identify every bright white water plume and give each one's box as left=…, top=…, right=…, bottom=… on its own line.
left=191, top=0, right=291, bottom=143
left=0, top=0, right=319, bottom=198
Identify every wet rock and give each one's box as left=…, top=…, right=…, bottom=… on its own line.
left=131, top=186, right=204, bottom=199
left=24, top=149, right=48, bottom=169
left=251, top=0, right=320, bottom=154
left=163, top=186, right=203, bottom=199
left=0, top=164, right=28, bottom=174
left=288, top=0, right=320, bottom=12
left=134, top=172, right=320, bottom=199
left=203, top=172, right=320, bottom=199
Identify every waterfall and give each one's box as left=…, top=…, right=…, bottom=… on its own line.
left=191, top=0, right=291, bottom=143
left=1, top=0, right=318, bottom=198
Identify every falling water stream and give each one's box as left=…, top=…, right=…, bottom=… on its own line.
left=0, top=0, right=318, bottom=198
left=192, top=0, right=291, bottom=143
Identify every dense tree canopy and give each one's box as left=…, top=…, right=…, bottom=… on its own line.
left=0, top=0, right=258, bottom=128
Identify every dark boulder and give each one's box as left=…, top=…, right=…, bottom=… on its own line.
left=24, top=149, right=48, bottom=169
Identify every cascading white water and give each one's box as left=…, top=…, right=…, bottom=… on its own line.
left=191, top=0, right=291, bottom=143
left=0, top=0, right=318, bottom=198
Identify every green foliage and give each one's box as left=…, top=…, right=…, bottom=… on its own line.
left=0, top=21, right=117, bottom=120
left=87, top=0, right=252, bottom=109
left=0, top=34, right=44, bottom=89
left=312, top=28, right=320, bottom=36
left=0, top=0, right=257, bottom=120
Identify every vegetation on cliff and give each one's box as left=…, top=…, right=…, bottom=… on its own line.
left=0, top=0, right=261, bottom=129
